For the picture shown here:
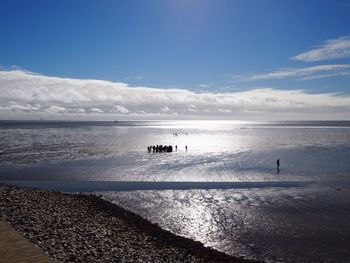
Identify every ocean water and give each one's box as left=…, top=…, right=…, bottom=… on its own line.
left=1, top=120, right=350, bottom=262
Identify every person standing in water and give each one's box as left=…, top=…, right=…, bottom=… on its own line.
left=185, top=145, right=188, bottom=151
left=277, top=158, right=280, bottom=174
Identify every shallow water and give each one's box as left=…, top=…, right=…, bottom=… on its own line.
left=99, top=186, right=350, bottom=262
left=1, top=120, right=350, bottom=182
left=1, top=120, right=350, bottom=262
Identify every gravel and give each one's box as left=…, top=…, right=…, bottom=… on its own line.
left=0, top=184, right=257, bottom=263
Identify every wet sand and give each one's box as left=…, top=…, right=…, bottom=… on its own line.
left=0, top=184, right=256, bottom=263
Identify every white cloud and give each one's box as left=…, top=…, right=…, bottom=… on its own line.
left=161, top=106, right=170, bottom=112
left=292, top=36, right=350, bottom=62
left=113, top=105, right=129, bottom=113
left=47, top=105, right=66, bottom=113
left=218, top=108, right=232, bottom=113
left=74, top=108, right=86, bottom=113
left=240, top=64, right=350, bottom=81
left=3, top=102, right=42, bottom=112
left=0, top=69, right=349, bottom=120
left=91, top=108, right=104, bottom=113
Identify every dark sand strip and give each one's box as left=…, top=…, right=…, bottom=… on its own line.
left=0, top=179, right=316, bottom=193
left=0, top=184, right=258, bottom=263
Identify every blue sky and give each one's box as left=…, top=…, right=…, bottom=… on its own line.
left=0, top=0, right=350, bottom=120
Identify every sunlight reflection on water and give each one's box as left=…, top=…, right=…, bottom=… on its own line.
left=100, top=186, right=350, bottom=262
left=1, top=121, right=350, bottom=262
left=1, top=121, right=350, bottom=183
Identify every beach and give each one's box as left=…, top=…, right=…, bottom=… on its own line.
left=0, top=183, right=254, bottom=262
left=1, top=121, right=350, bottom=262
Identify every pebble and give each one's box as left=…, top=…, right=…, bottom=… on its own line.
left=0, top=184, right=254, bottom=263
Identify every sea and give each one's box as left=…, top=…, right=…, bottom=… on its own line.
left=1, top=120, right=350, bottom=262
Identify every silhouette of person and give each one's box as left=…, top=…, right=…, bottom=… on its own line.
left=175, top=145, right=177, bottom=151
left=276, top=159, right=280, bottom=174
left=185, top=145, right=188, bottom=151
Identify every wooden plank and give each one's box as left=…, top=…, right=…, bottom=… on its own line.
left=0, top=219, right=52, bottom=263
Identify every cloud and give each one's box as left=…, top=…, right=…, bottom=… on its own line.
left=1, top=102, right=42, bottom=112
left=47, top=105, right=66, bottom=113
left=113, top=105, right=129, bottom=113
left=91, top=108, right=104, bottom=113
left=292, top=36, right=350, bottom=62
left=239, top=64, right=350, bottom=81
left=161, top=106, right=170, bottom=112
left=0, top=69, right=350, bottom=120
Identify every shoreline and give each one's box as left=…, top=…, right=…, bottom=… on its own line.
left=0, top=179, right=322, bottom=192
left=0, top=184, right=257, bottom=262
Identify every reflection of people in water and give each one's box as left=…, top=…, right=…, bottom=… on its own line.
left=277, top=158, right=280, bottom=174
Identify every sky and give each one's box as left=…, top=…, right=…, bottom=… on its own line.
left=0, top=0, right=350, bottom=120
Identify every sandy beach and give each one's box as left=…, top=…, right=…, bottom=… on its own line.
left=0, top=184, right=256, bottom=263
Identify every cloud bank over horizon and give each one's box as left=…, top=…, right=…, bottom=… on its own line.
left=0, top=69, right=349, bottom=121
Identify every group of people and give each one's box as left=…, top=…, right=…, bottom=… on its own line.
left=172, top=132, right=188, bottom=136
left=147, top=145, right=188, bottom=153
left=147, top=145, right=173, bottom=152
